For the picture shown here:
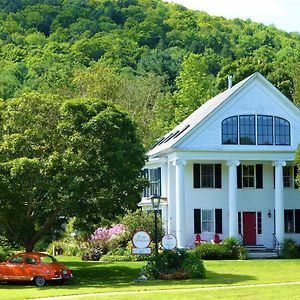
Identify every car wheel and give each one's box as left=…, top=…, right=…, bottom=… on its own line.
left=34, top=276, right=46, bottom=287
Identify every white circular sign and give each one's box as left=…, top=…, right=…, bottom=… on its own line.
left=162, top=234, right=177, bottom=250
left=132, top=231, right=151, bottom=249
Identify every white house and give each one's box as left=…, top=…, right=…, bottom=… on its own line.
left=139, top=72, right=300, bottom=249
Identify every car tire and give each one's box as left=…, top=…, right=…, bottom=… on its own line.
left=34, top=276, right=46, bottom=287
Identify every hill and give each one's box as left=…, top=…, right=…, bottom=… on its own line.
left=0, top=0, right=300, bottom=145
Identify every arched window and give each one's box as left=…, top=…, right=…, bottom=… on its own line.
left=222, top=115, right=291, bottom=146
left=275, top=117, right=290, bottom=145
left=222, top=116, right=238, bottom=144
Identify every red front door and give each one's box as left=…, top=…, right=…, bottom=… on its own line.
left=243, top=212, right=256, bottom=245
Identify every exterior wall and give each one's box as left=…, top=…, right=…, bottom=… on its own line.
left=164, top=159, right=300, bottom=248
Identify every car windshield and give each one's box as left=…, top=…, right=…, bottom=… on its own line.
left=40, top=255, right=58, bottom=264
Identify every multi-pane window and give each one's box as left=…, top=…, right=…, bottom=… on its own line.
left=237, top=164, right=263, bottom=189
left=202, top=210, right=214, bottom=232
left=284, top=209, right=300, bottom=233
left=222, top=115, right=290, bottom=146
left=242, top=165, right=255, bottom=187
left=193, top=164, right=222, bottom=188
left=274, top=165, right=298, bottom=189
left=239, top=115, right=256, bottom=145
left=283, top=166, right=292, bottom=188
left=257, top=115, right=273, bottom=145
left=257, top=212, right=262, bottom=234
left=142, top=168, right=161, bottom=197
left=194, top=209, right=223, bottom=234
left=222, top=116, right=238, bottom=144
left=275, top=117, right=290, bottom=145
left=285, top=210, right=295, bottom=233
left=201, top=164, right=214, bottom=188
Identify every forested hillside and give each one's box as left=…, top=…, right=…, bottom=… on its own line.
left=1, top=0, right=300, bottom=147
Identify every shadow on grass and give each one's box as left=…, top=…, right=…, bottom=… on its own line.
left=0, top=260, right=256, bottom=291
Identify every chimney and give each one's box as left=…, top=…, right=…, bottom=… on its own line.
left=228, top=75, right=233, bottom=89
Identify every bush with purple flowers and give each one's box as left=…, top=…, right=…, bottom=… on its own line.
left=83, top=224, right=125, bottom=261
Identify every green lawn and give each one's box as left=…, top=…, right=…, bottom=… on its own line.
left=1, top=257, right=300, bottom=300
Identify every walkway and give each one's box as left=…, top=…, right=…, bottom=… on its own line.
left=33, top=281, right=300, bottom=299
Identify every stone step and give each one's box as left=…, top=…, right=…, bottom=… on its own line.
left=245, top=245, right=278, bottom=259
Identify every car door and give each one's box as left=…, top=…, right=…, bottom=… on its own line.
left=22, top=256, right=39, bottom=280
left=5, top=255, right=26, bottom=281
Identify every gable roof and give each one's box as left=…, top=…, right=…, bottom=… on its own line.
left=147, top=72, right=298, bottom=157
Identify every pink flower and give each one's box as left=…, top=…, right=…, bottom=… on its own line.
left=90, top=224, right=125, bottom=241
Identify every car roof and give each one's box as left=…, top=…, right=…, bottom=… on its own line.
left=14, top=252, right=50, bottom=258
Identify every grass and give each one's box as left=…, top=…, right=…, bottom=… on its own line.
left=1, top=256, right=300, bottom=299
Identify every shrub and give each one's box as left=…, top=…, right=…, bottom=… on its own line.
left=282, top=239, right=300, bottom=258
left=82, top=224, right=125, bottom=261
left=0, top=247, right=13, bottom=262
left=119, top=209, right=164, bottom=248
left=144, top=249, right=205, bottom=280
left=223, top=237, right=247, bottom=259
left=192, top=238, right=247, bottom=260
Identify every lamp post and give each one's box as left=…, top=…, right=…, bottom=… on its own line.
left=150, top=194, right=161, bottom=256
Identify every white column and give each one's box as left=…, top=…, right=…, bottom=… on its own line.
left=273, top=160, right=286, bottom=243
left=167, top=161, right=172, bottom=234
left=227, top=160, right=240, bottom=239
left=173, top=159, right=187, bottom=248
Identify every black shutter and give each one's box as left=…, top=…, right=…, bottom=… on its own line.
left=215, top=164, right=222, bottom=188
left=256, top=164, right=263, bottom=189
left=237, top=165, right=242, bottom=189
left=294, top=166, right=298, bottom=189
left=238, top=212, right=241, bottom=234
left=193, top=164, right=200, bottom=188
left=157, top=167, right=161, bottom=196
left=215, top=209, right=222, bottom=234
left=194, top=209, right=201, bottom=233
left=273, top=166, right=275, bottom=189
left=143, top=169, right=149, bottom=197
left=295, top=209, right=300, bottom=233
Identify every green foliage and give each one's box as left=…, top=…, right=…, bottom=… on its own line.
left=0, top=94, right=145, bottom=251
left=281, top=239, right=300, bottom=259
left=118, top=209, right=164, bottom=247
left=0, top=0, right=298, bottom=147
left=144, top=249, right=206, bottom=280
left=192, top=238, right=247, bottom=260
left=0, top=246, right=13, bottom=262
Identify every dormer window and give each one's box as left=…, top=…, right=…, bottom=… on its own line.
left=222, top=115, right=290, bottom=146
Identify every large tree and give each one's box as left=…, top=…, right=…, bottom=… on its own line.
left=0, top=93, right=145, bottom=251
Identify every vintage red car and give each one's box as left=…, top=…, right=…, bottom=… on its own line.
left=0, top=252, right=73, bottom=286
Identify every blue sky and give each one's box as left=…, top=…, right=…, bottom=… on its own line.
left=164, top=0, right=300, bottom=33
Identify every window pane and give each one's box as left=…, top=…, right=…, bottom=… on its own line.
left=222, top=116, right=238, bottom=144
left=149, top=168, right=161, bottom=196
left=201, top=164, right=214, bottom=188
left=202, top=209, right=214, bottom=232
left=239, top=115, right=256, bottom=145
left=283, top=166, right=292, bottom=188
left=284, top=209, right=294, bottom=233
left=257, top=212, right=262, bottom=234
left=275, top=117, right=290, bottom=145
left=242, top=165, right=255, bottom=187
left=257, top=115, right=273, bottom=145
